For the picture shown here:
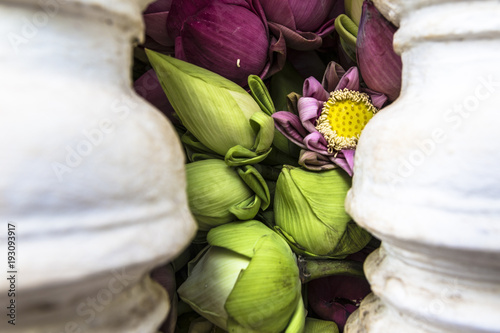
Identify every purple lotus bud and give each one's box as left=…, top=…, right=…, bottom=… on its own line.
left=356, top=0, right=402, bottom=101
left=308, top=274, right=371, bottom=331
left=166, top=0, right=284, bottom=86
left=260, top=0, right=340, bottom=50
left=151, top=264, right=177, bottom=333
left=142, top=0, right=175, bottom=54
left=133, top=69, right=181, bottom=127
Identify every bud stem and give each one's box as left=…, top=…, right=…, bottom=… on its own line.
left=298, top=256, right=364, bottom=284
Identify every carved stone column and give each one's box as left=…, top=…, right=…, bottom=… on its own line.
left=345, top=0, right=500, bottom=332
left=0, top=0, right=196, bottom=331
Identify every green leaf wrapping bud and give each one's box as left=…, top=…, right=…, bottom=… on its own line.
left=274, top=166, right=371, bottom=258
left=146, top=50, right=275, bottom=166
left=304, top=318, right=339, bottom=333
left=334, top=14, right=359, bottom=63
left=178, top=221, right=305, bottom=333
left=186, top=159, right=270, bottom=231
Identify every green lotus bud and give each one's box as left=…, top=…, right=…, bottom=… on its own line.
left=186, top=159, right=270, bottom=232
left=274, top=166, right=371, bottom=258
left=178, top=220, right=305, bottom=333
left=146, top=50, right=275, bottom=166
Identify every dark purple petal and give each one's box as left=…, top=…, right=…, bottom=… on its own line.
left=268, top=22, right=323, bottom=51
left=322, top=61, right=346, bottom=92
left=298, top=150, right=338, bottom=171
left=335, top=66, right=360, bottom=91
left=144, top=0, right=172, bottom=14
left=308, top=274, right=371, bottom=331
left=133, top=69, right=181, bottom=126
left=288, top=0, right=335, bottom=32
left=303, top=131, right=329, bottom=155
left=297, top=97, right=323, bottom=132
left=260, top=0, right=296, bottom=30
left=303, top=78, right=329, bottom=101
left=176, top=2, right=269, bottom=86
left=272, top=111, right=308, bottom=148
left=143, top=12, right=174, bottom=50
left=356, top=0, right=402, bottom=101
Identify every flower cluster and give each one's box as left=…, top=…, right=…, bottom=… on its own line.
left=135, top=0, right=402, bottom=332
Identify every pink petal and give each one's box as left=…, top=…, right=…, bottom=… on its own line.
left=272, top=111, right=308, bottom=148
left=362, top=87, right=388, bottom=109
left=303, top=131, right=329, bottom=154
left=303, top=77, right=329, bottom=101
left=336, top=66, right=360, bottom=91
left=297, top=97, right=323, bottom=133
left=329, top=149, right=355, bottom=176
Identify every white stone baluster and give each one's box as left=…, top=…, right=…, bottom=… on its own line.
left=345, top=0, right=500, bottom=332
left=0, top=0, right=196, bottom=331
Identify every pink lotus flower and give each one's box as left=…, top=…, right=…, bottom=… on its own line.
left=271, top=62, right=387, bottom=175
left=166, top=0, right=286, bottom=86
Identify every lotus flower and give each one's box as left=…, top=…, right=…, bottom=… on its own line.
left=166, top=0, right=285, bottom=87
left=178, top=220, right=306, bottom=332
left=274, top=166, right=371, bottom=258
left=185, top=159, right=270, bottom=232
left=260, top=0, right=341, bottom=51
left=146, top=50, right=275, bottom=166
left=142, top=0, right=175, bottom=54
left=271, top=62, right=387, bottom=175
left=308, top=274, right=371, bottom=331
left=356, top=0, right=402, bottom=101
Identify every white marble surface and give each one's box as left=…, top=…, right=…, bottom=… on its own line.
left=0, top=0, right=197, bottom=331
left=346, top=0, right=500, bottom=332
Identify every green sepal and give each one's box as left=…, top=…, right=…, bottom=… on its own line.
left=225, top=145, right=272, bottom=167
left=335, top=14, right=359, bottom=62
left=285, top=299, right=306, bottom=333
left=228, top=196, right=262, bottom=222
left=224, top=111, right=275, bottom=166
left=237, top=165, right=271, bottom=210
left=304, top=318, right=339, bottom=333
left=248, top=75, right=275, bottom=116
left=250, top=111, right=275, bottom=153
left=181, top=131, right=222, bottom=162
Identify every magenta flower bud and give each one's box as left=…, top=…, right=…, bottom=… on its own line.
left=166, top=0, right=285, bottom=86
left=133, top=69, right=181, bottom=127
left=356, top=0, right=402, bottom=101
left=260, top=0, right=339, bottom=50
left=308, top=274, right=371, bottom=331
left=142, top=0, right=175, bottom=54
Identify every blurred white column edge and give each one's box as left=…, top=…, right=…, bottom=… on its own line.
left=0, top=0, right=197, bottom=331
left=346, top=0, right=500, bottom=332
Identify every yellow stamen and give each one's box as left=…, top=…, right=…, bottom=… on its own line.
left=315, top=88, right=377, bottom=151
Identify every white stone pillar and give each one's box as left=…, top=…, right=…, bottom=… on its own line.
left=345, top=0, right=500, bottom=332
left=0, top=0, right=196, bottom=331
